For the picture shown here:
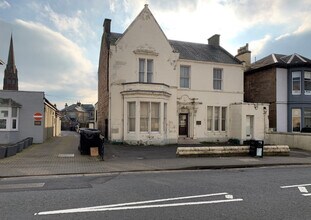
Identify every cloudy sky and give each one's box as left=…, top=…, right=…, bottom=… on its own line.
left=0, top=0, right=311, bottom=109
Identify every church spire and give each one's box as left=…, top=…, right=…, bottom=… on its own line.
left=3, top=34, right=18, bottom=90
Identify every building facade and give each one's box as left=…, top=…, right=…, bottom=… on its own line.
left=242, top=52, right=311, bottom=132
left=0, top=90, right=61, bottom=144
left=98, top=5, right=268, bottom=145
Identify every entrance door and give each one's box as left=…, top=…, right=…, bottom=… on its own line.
left=179, top=114, right=188, bottom=136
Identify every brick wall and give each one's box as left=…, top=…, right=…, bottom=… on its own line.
left=244, top=68, right=277, bottom=128
left=97, top=31, right=109, bottom=137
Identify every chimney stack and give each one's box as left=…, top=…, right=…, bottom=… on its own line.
left=103, top=19, right=111, bottom=34
left=208, top=34, right=220, bottom=46
left=235, top=43, right=251, bottom=70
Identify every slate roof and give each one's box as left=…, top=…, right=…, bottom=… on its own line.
left=109, top=32, right=240, bottom=65
left=247, top=53, right=311, bottom=73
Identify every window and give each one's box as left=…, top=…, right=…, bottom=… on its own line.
left=207, top=106, right=213, bottom=131
left=128, top=102, right=136, bottom=132
left=207, top=106, right=226, bottom=132
left=221, top=107, right=227, bottom=131
left=140, top=102, right=160, bottom=132
left=139, top=59, right=153, bottom=83
left=140, top=102, right=149, bottom=132
left=292, top=108, right=301, bottom=132
left=213, top=68, right=223, bottom=90
left=0, top=107, right=19, bottom=131
left=164, top=103, right=167, bottom=133
left=292, top=71, right=301, bottom=95
left=304, top=109, right=311, bottom=128
left=304, top=71, right=311, bottom=95
left=180, top=66, right=190, bottom=88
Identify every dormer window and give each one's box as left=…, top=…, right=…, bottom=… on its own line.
left=139, top=58, right=153, bottom=83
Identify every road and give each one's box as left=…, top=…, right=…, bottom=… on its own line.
left=1, top=166, right=311, bottom=220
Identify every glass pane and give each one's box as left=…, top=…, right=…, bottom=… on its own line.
left=12, top=107, right=18, bottom=117
left=0, top=110, right=8, bottom=117
left=304, top=109, right=311, bottom=128
left=180, top=66, right=189, bottom=88
left=128, top=102, right=135, bottom=132
left=140, top=102, right=149, bottom=132
left=151, top=103, right=159, bottom=131
left=139, top=59, right=145, bottom=82
left=207, top=106, right=213, bottom=131
left=221, top=107, right=226, bottom=131
left=214, top=107, right=220, bottom=131
left=292, top=71, right=301, bottom=94
left=12, top=119, right=17, bottom=129
left=0, top=119, right=6, bottom=129
left=305, top=72, right=311, bottom=94
left=147, top=60, right=153, bottom=83
left=292, top=108, right=301, bottom=132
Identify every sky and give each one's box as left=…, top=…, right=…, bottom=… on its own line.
left=0, top=0, right=311, bottom=110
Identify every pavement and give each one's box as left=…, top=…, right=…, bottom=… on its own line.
left=1, top=131, right=311, bottom=178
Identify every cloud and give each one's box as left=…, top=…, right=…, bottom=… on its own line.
left=28, top=2, right=96, bottom=42
left=0, top=0, right=10, bottom=9
left=1, top=19, right=97, bottom=108
left=249, top=35, right=272, bottom=58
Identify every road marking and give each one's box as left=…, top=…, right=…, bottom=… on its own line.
left=303, top=193, right=311, bottom=196
left=225, top=194, right=234, bottom=199
left=298, top=187, right=309, bottom=193
left=0, top=183, right=45, bottom=190
left=280, top=183, right=311, bottom=188
left=35, top=192, right=243, bottom=216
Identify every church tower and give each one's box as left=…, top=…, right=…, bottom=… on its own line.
left=3, top=35, right=18, bottom=90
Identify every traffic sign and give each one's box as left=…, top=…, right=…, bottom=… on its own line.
left=33, top=112, right=43, bottom=121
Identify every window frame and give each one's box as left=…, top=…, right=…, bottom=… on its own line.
left=303, top=108, right=311, bottom=129
left=292, top=108, right=301, bottom=132
left=139, top=58, right=154, bottom=83
left=304, top=71, right=311, bottom=95
left=207, top=106, right=226, bottom=132
left=213, top=68, right=223, bottom=90
left=180, top=65, right=190, bottom=88
left=139, top=102, right=160, bottom=133
left=128, top=102, right=136, bottom=132
left=292, top=71, right=301, bottom=95
left=0, top=107, right=19, bottom=131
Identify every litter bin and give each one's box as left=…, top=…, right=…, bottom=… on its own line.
left=249, top=140, right=264, bottom=158
left=79, top=129, right=101, bottom=155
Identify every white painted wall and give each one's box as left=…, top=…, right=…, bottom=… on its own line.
left=266, top=132, right=311, bottom=151
left=276, top=68, right=288, bottom=132
left=230, top=103, right=269, bottom=143
left=106, top=6, right=264, bottom=145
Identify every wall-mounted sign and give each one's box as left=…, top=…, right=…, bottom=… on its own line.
left=34, top=121, right=41, bottom=126
left=33, top=112, right=43, bottom=121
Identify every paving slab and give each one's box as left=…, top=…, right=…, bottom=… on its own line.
left=0, top=131, right=311, bottom=178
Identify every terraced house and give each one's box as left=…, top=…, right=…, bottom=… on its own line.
left=97, top=5, right=268, bottom=145
left=244, top=53, right=311, bottom=132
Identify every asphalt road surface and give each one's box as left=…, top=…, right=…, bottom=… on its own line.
left=1, top=166, right=311, bottom=220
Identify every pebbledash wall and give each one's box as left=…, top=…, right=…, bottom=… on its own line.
left=0, top=90, right=60, bottom=144
left=98, top=5, right=268, bottom=145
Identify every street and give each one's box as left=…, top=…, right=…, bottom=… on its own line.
left=1, top=166, right=311, bottom=220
